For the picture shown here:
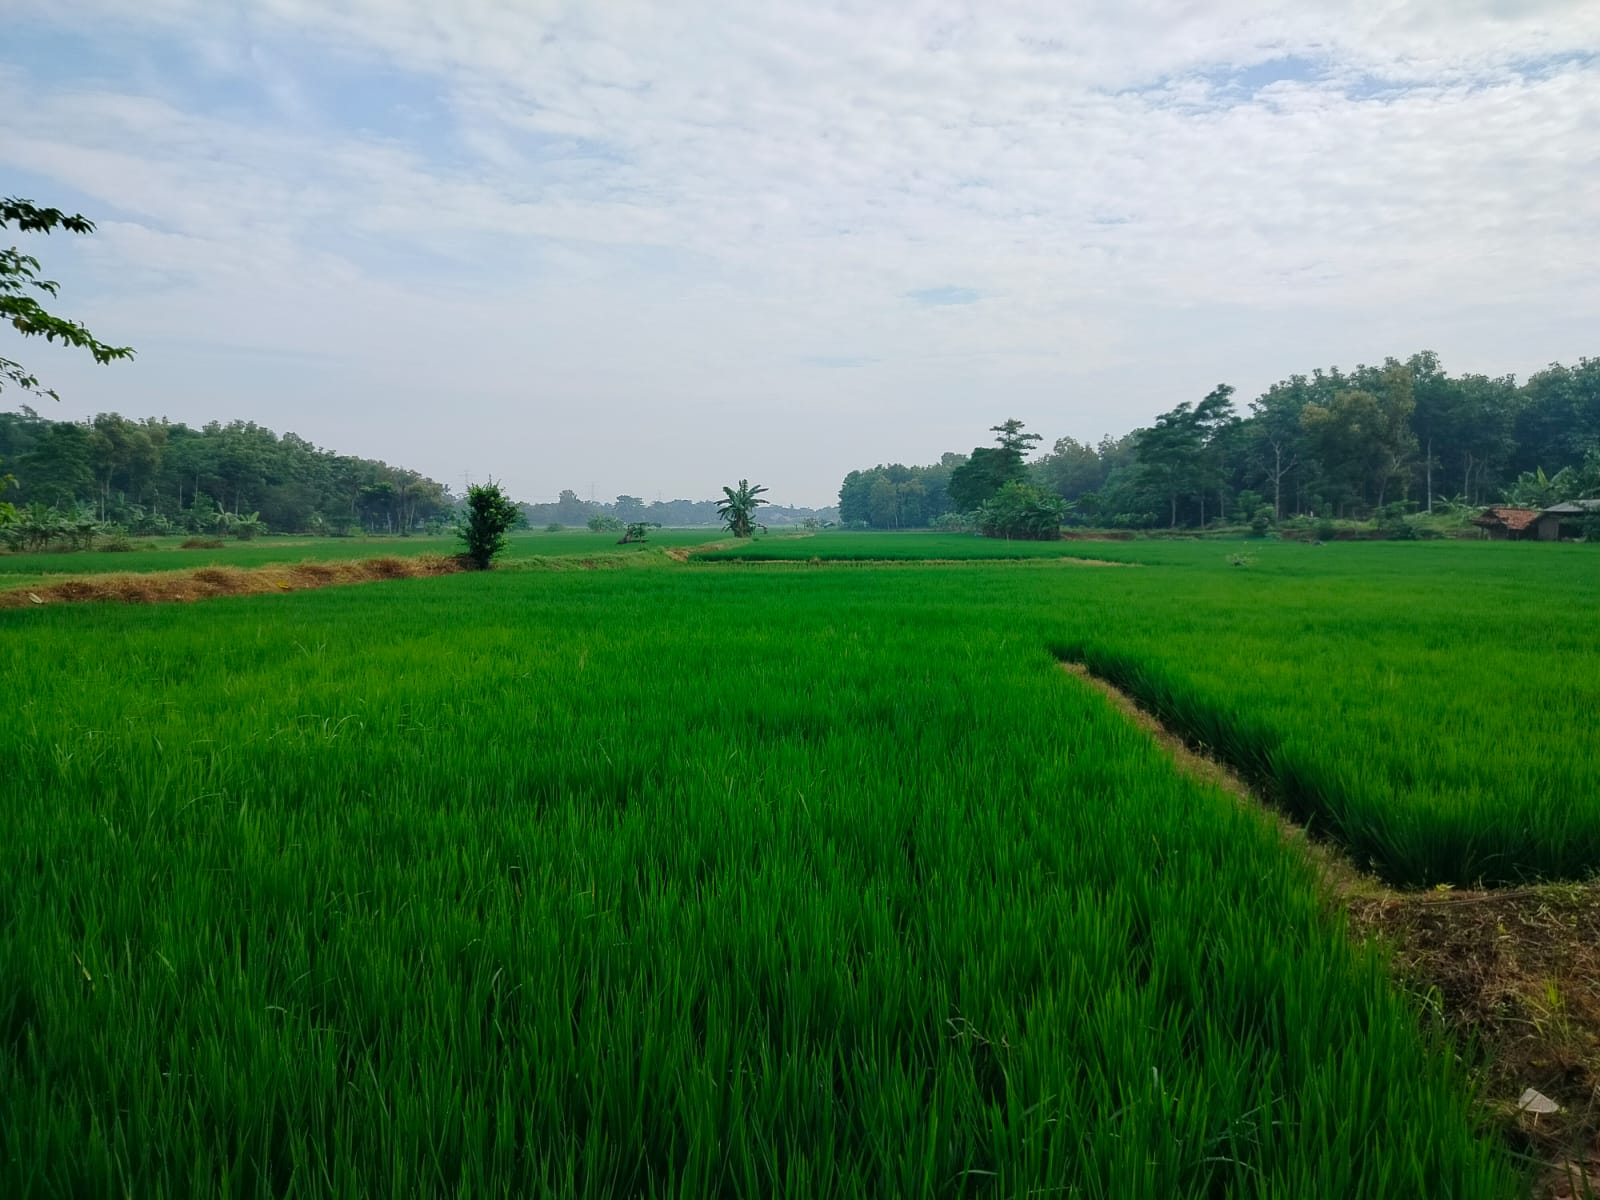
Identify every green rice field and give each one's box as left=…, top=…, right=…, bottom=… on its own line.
left=718, top=534, right=1600, bottom=884
left=1053, top=541, right=1600, bottom=886
left=701, top=530, right=1154, bottom=562
left=4, top=536, right=1594, bottom=1195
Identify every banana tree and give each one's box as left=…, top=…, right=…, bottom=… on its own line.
left=231, top=511, right=264, bottom=541
left=717, top=479, right=769, bottom=538
left=66, top=504, right=100, bottom=550
left=15, top=503, right=66, bottom=551
left=1505, top=467, right=1565, bottom=510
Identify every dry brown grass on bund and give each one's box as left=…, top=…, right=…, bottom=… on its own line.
left=0, top=554, right=466, bottom=608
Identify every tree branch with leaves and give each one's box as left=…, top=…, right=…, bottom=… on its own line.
left=3, top=198, right=134, bottom=401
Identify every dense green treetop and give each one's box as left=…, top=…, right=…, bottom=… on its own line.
left=0, top=409, right=453, bottom=536
left=457, top=480, right=519, bottom=568
left=840, top=352, right=1600, bottom=529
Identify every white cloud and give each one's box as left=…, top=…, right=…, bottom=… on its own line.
left=2, top=1, right=1597, bottom=502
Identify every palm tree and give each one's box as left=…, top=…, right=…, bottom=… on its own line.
left=717, top=479, right=769, bottom=538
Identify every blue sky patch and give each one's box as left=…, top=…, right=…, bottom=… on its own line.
left=906, top=286, right=980, bottom=306
left=802, top=354, right=877, bottom=369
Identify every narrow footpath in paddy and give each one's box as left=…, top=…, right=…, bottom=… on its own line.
left=1061, top=660, right=1600, bottom=1198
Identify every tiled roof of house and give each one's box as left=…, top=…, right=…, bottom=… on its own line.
left=1472, top=507, right=1540, bottom=531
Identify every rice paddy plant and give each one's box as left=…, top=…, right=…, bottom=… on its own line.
left=0, top=569, right=1523, bottom=1196
left=720, top=535, right=1600, bottom=885
left=0, top=566, right=1517, bottom=1197
left=1046, top=540, right=1600, bottom=886
left=698, top=530, right=1155, bottom=563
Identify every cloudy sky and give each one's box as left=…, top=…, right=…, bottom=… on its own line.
left=3, top=2, right=1597, bottom=505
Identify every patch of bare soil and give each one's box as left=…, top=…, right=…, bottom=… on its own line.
left=0, top=553, right=466, bottom=608
left=1041, top=556, right=1136, bottom=567
left=1061, top=661, right=1600, bottom=1196
left=1350, top=889, right=1600, bottom=1197
left=666, top=540, right=741, bottom=562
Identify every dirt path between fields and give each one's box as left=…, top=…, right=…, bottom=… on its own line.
left=1061, top=661, right=1600, bottom=1197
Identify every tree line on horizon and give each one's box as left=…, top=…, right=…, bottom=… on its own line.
left=0, top=407, right=840, bottom=543
left=839, top=352, right=1600, bottom=530
left=3, top=352, right=1597, bottom=544
left=517, top=490, right=835, bottom=531
left=0, top=408, right=458, bottom=538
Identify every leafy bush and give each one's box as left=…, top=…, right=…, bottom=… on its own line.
left=975, top=481, right=1066, bottom=540
left=1248, top=506, right=1274, bottom=538
left=1410, top=506, right=1478, bottom=539
left=129, top=510, right=175, bottom=537
left=587, top=514, right=624, bottom=533
left=544, top=522, right=563, bottom=533
left=457, top=481, right=519, bottom=569
left=1376, top=502, right=1418, bottom=541
left=617, top=521, right=659, bottom=545
left=932, top=511, right=974, bottom=533
left=180, top=537, right=225, bottom=550
left=1233, top=490, right=1265, bottom=523
left=98, top=525, right=134, bottom=552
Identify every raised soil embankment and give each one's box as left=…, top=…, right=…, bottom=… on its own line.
left=1062, top=660, right=1600, bottom=1197
left=0, top=554, right=465, bottom=607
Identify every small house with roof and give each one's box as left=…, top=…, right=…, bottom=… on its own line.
left=1472, top=507, right=1540, bottom=540
left=1533, top=499, right=1600, bottom=541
